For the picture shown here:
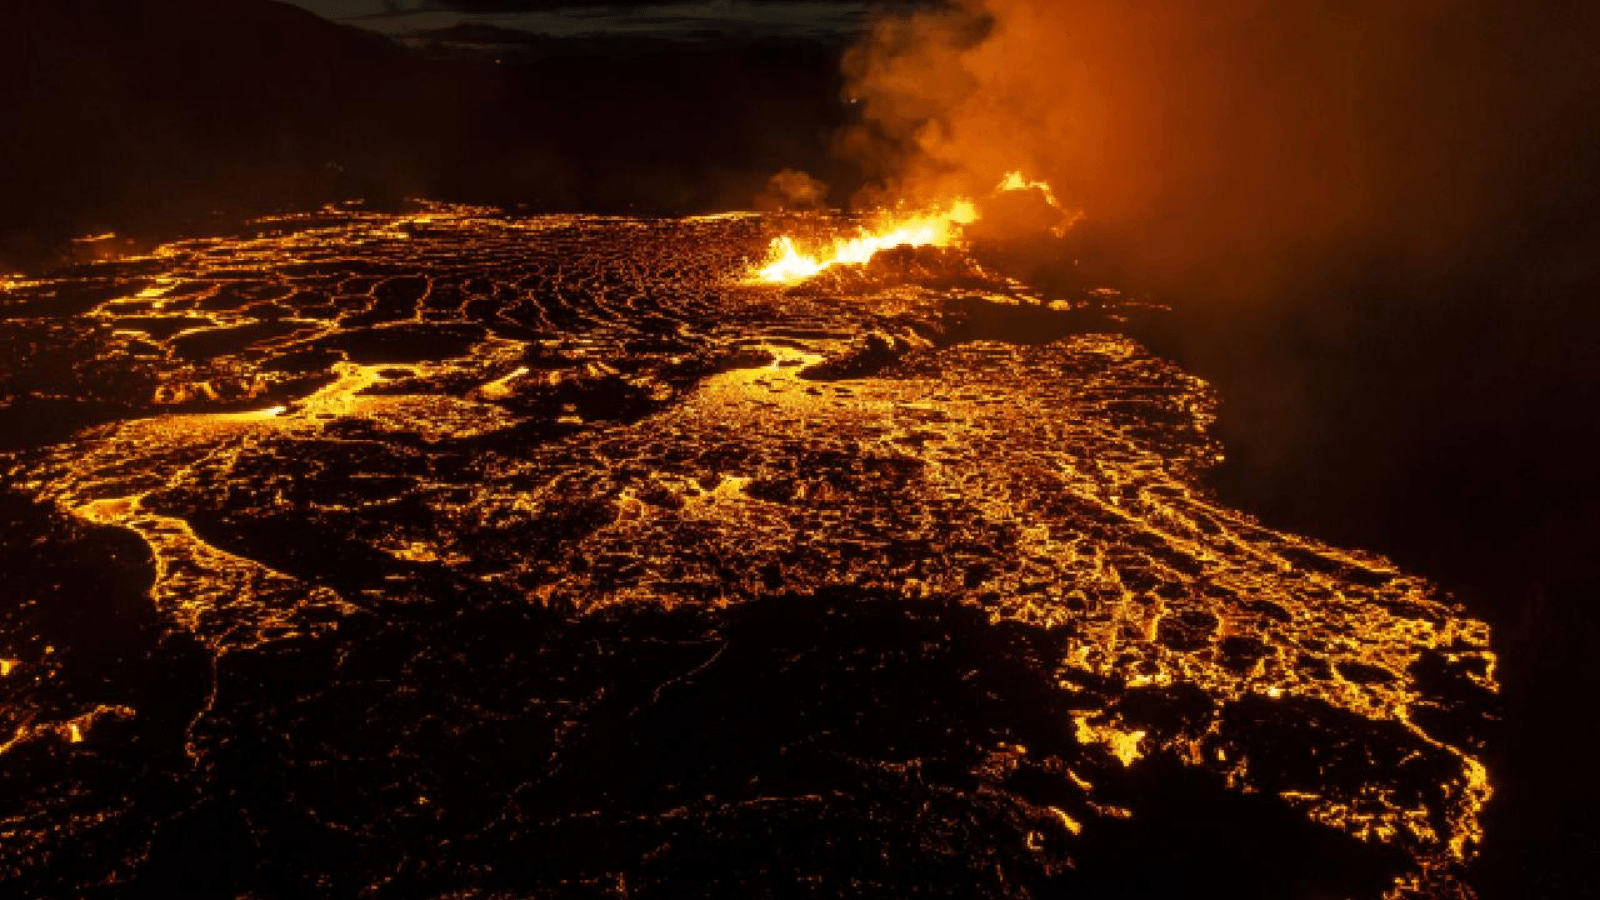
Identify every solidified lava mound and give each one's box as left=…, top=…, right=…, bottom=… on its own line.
left=0, top=204, right=1496, bottom=898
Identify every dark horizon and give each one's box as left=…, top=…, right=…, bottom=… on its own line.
left=281, top=0, right=887, bottom=45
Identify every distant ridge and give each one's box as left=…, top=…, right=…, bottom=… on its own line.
left=0, top=0, right=853, bottom=271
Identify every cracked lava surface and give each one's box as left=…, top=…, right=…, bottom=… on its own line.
left=0, top=204, right=1496, bottom=898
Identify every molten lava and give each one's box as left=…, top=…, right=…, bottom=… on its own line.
left=996, top=171, right=1061, bottom=209
left=756, top=200, right=978, bottom=284
left=0, top=205, right=1498, bottom=899
left=755, top=171, right=1064, bottom=284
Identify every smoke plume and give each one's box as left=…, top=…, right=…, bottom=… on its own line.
left=755, top=168, right=831, bottom=211
left=833, top=2, right=1600, bottom=669
left=839, top=0, right=1600, bottom=298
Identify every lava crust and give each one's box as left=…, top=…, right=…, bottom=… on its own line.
left=0, top=204, right=1495, bottom=899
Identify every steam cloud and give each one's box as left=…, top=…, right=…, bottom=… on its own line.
left=838, top=0, right=1600, bottom=298
left=828, top=0, right=1600, bottom=602
left=756, top=168, right=831, bottom=211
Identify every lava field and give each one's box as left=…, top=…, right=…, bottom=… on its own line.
left=0, top=205, right=1496, bottom=899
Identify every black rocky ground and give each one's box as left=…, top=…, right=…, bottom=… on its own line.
left=0, top=206, right=1496, bottom=898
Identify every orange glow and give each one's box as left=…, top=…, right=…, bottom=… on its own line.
left=753, top=170, right=1066, bottom=284
left=755, top=199, right=978, bottom=284
left=997, top=170, right=1062, bottom=209
left=1074, top=715, right=1147, bottom=767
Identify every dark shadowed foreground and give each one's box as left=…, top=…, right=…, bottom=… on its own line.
left=0, top=208, right=1493, bottom=897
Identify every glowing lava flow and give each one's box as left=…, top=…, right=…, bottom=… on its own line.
left=996, top=170, right=1062, bottom=208
left=0, top=207, right=1498, bottom=899
left=756, top=200, right=978, bottom=283
left=754, top=171, right=1063, bottom=284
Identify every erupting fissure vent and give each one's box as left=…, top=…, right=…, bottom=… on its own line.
left=754, top=171, right=1070, bottom=284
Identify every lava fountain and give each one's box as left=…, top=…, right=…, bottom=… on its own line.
left=754, top=170, right=1069, bottom=284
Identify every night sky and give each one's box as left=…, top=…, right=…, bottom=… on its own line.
left=279, top=0, right=424, bottom=15
left=277, top=0, right=875, bottom=42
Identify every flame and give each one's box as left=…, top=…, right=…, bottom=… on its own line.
left=997, top=170, right=1062, bottom=209
left=755, top=199, right=978, bottom=284
left=754, top=171, right=1064, bottom=284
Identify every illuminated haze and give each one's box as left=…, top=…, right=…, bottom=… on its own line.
left=839, top=0, right=1600, bottom=300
